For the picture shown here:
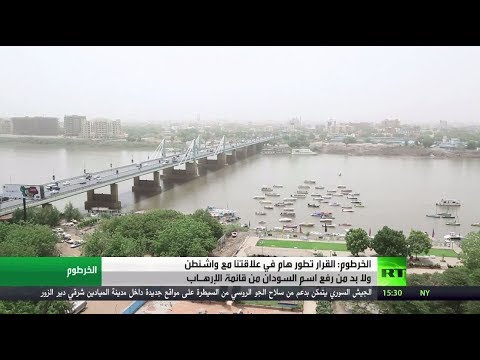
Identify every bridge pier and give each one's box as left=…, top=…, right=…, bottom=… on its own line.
left=236, top=147, right=247, bottom=159
left=247, top=144, right=257, bottom=156
left=84, top=183, right=121, bottom=211
left=226, top=150, right=237, bottom=164
left=132, top=171, right=162, bottom=194
left=161, top=161, right=198, bottom=180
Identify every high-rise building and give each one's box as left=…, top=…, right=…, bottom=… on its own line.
left=80, top=118, right=122, bottom=139
left=0, top=118, right=12, bottom=134
left=64, top=115, right=87, bottom=136
left=11, top=117, right=59, bottom=135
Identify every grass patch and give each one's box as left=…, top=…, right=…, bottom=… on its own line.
left=425, top=248, right=458, bottom=257
left=257, top=239, right=348, bottom=251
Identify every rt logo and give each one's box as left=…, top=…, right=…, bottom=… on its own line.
left=381, top=268, right=405, bottom=277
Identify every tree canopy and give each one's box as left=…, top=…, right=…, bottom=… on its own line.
left=371, top=226, right=408, bottom=257
left=406, top=230, right=432, bottom=258
left=63, top=202, right=83, bottom=221
left=460, top=232, right=480, bottom=270
left=345, top=228, right=370, bottom=256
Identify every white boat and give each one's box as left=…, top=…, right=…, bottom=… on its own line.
left=472, top=223, right=480, bottom=227
left=315, top=186, right=325, bottom=189
left=444, top=232, right=463, bottom=240
left=292, top=194, right=306, bottom=198
left=322, top=195, right=332, bottom=199
left=253, top=195, right=266, bottom=199
left=352, top=193, right=360, bottom=196
left=341, top=206, right=352, bottom=209
left=283, top=201, right=294, bottom=205
left=304, top=180, right=316, bottom=184
left=346, top=195, right=357, bottom=199
left=342, top=208, right=354, bottom=212
left=351, top=200, right=362, bottom=204
left=264, top=205, right=274, bottom=209
left=325, top=224, right=336, bottom=228
left=446, top=220, right=461, bottom=226
left=283, top=208, right=295, bottom=212
left=279, top=218, right=293, bottom=222
left=280, top=211, right=295, bottom=217
left=329, top=202, right=341, bottom=206
left=339, top=223, right=352, bottom=227
left=255, top=211, right=267, bottom=215
left=291, top=148, right=317, bottom=155
left=319, top=218, right=333, bottom=223
left=436, top=199, right=461, bottom=206
left=298, top=185, right=310, bottom=189
left=283, top=198, right=297, bottom=201
left=258, top=220, right=266, bottom=224
left=299, top=222, right=315, bottom=227
left=332, top=193, right=344, bottom=197
left=310, top=193, right=323, bottom=197
left=265, top=193, right=281, bottom=197
left=326, top=190, right=336, bottom=193
left=260, top=200, right=272, bottom=204
left=261, top=187, right=273, bottom=192
left=256, top=226, right=266, bottom=231
left=273, top=227, right=283, bottom=231
left=273, top=184, right=283, bottom=188
left=337, top=185, right=346, bottom=189
left=274, top=202, right=285, bottom=207
left=341, top=189, right=353, bottom=193
left=354, top=204, right=365, bottom=208
left=297, top=190, right=308, bottom=194
left=320, top=200, right=329, bottom=203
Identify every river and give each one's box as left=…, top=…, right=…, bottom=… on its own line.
left=1, top=143, right=479, bottom=239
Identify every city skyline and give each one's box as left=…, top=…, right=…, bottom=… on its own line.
left=1, top=47, right=480, bottom=124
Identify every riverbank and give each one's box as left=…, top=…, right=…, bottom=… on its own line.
left=310, top=142, right=480, bottom=158
left=0, top=135, right=155, bottom=150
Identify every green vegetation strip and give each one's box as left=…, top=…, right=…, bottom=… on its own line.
left=426, top=248, right=458, bottom=257
left=257, top=239, right=458, bottom=257
left=257, top=239, right=348, bottom=251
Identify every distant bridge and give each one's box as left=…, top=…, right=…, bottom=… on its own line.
left=0, top=136, right=274, bottom=216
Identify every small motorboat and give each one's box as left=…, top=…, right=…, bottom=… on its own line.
left=265, top=193, right=281, bottom=197
left=304, top=180, right=316, bottom=184
left=283, top=224, right=298, bottom=228
left=315, top=186, right=325, bottom=189
left=299, top=222, right=315, bottom=227
left=274, top=202, right=285, bottom=207
left=329, top=202, right=341, bottom=206
left=351, top=200, right=362, bottom=204
left=342, top=206, right=352, bottom=209
left=273, top=226, right=283, bottom=231
left=253, top=195, right=265, bottom=199
left=472, top=223, right=480, bottom=227
left=297, top=190, right=309, bottom=194
left=444, top=232, right=463, bottom=240
left=273, top=184, right=283, bottom=188
left=319, top=218, right=333, bottom=223
left=310, top=193, right=323, bottom=197
left=264, top=205, right=274, bottom=209
left=279, top=218, right=293, bottom=222
left=354, top=204, right=365, bottom=208
left=292, top=194, right=306, bottom=198
left=280, top=212, right=295, bottom=217
left=337, top=185, right=346, bottom=189
left=308, top=203, right=320, bottom=208
left=322, top=195, right=332, bottom=199
left=255, top=211, right=267, bottom=215
left=426, top=214, right=441, bottom=218
left=283, top=201, right=294, bottom=205
left=339, top=223, right=352, bottom=226
left=298, top=185, right=311, bottom=189
left=283, top=198, right=297, bottom=201
left=260, top=200, right=272, bottom=204
left=325, top=224, right=336, bottom=228
left=332, top=193, right=344, bottom=197
left=342, top=208, right=354, bottom=212
left=446, top=221, right=461, bottom=226
left=258, top=220, right=266, bottom=224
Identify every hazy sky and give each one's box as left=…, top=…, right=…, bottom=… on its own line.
left=1, top=46, right=479, bottom=124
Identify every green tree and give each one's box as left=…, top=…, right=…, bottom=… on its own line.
left=371, top=226, right=407, bottom=257
left=63, top=202, right=83, bottom=221
left=192, top=209, right=224, bottom=239
left=421, top=136, right=434, bottom=148
left=0, top=301, right=72, bottom=314
left=0, top=223, right=58, bottom=257
left=466, top=140, right=478, bottom=150
left=406, top=230, right=432, bottom=259
left=316, top=301, right=333, bottom=314
left=153, top=217, right=216, bottom=257
left=343, top=137, right=356, bottom=145
left=460, top=232, right=480, bottom=270
left=345, top=228, right=370, bottom=256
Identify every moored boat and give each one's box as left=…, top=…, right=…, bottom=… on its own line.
left=339, top=223, right=352, bottom=226
left=310, top=193, right=323, bottom=197
left=280, top=211, right=295, bottom=217
left=264, top=205, right=274, bottom=209
left=325, top=224, right=336, bottom=228
left=255, top=211, right=267, bottom=215
left=261, top=186, right=273, bottom=192
left=337, top=185, right=346, bottom=189
left=298, top=185, right=311, bottom=189
left=283, top=208, right=295, bottom=212
left=444, top=232, right=463, bottom=240
left=354, top=204, right=365, bottom=208
left=274, top=202, right=285, bottom=207
left=322, top=195, right=332, bottom=199
left=446, top=221, right=461, bottom=226
left=342, top=208, right=354, bottom=212
left=283, top=224, right=298, bottom=228
left=297, top=190, right=309, bottom=194
left=346, top=195, right=357, bottom=199
left=307, top=203, right=320, bottom=208
left=341, top=189, right=353, bottom=193
left=329, top=202, right=341, bottom=206
left=283, top=198, right=297, bottom=201
left=341, top=206, right=352, bottom=209
left=283, top=201, right=294, bottom=205
left=436, top=199, right=461, bottom=206
left=471, top=223, right=480, bottom=227
left=426, top=214, right=441, bottom=218
left=292, top=194, right=306, bottom=198
left=253, top=195, right=266, bottom=199
left=326, top=190, right=336, bottom=193
left=299, top=222, right=315, bottom=227
left=351, top=200, right=362, bottom=204
left=273, top=184, right=283, bottom=188
left=265, top=193, right=281, bottom=197
left=258, top=220, right=266, bottom=224
left=332, top=193, right=344, bottom=197
left=304, top=180, right=316, bottom=184
left=315, top=186, right=325, bottom=190
left=279, top=218, right=293, bottom=222
left=260, top=200, right=272, bottom=204
left=273, top=226, right=283, bottom=231
left=319, top=218, right=333, bottom=223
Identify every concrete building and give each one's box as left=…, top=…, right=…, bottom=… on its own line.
left=0, top=118, right=12, bottom=134
left=11, top=117, right=59, bottom=136
left=64, top=115, right=87, bottom=136
left=325, top=120, right=354, bottom=135
left=80, top=118, right=122, bottom=139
